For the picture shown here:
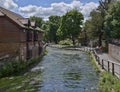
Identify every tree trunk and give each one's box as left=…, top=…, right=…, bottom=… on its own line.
left=72, top=36, right=75, bottom=46
left=98, top=32, right=103, bottom=46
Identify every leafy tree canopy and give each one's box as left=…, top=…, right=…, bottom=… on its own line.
left=104, top=1, right=120, bottom=39
left=45, top=16, right=61, bottom=43
left=58, top=9, right=84, bottom=45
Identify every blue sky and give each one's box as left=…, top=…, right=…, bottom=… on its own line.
left=14, top=0, right=99, bottom=7
left=0, top=0, right=99, bottom=20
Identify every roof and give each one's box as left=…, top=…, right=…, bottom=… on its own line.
left=0, top=7, right=43, bottom=32
left=0, top=11, right=4, bottom=16
left=0, top=7, right=26, bottom=28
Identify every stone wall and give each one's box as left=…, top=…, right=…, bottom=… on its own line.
left=109, top=44, right=120, bottom=62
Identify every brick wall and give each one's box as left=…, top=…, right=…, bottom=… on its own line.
left=0, top=16, right=43, bottom=61
left=0, top=16, right=20, bottom=42
left=0, top=16, right=21, bottom=58
left=0, top=43, right=19, bottom=56
left=109, top=44, right=120, bottom=62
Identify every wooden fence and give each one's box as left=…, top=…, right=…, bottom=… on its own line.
left=92, top=49, right=120, bottom=79
left=81, top=47, right=120, bottom=79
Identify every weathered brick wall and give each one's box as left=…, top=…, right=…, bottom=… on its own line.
left=0, top=16, right=20, bottom=58
left=0, top=16, right=43, bottom=61
left=19, top=43, right=27, bottom=60
left=0, top=43, right=19, bottom=56
left=0, top=17, right=20, bottom=42
left=38, top=32, right=43, bottom=41
left=109, top=44, right=120, bottom=62
left=20, top=30, right=26, bottom=42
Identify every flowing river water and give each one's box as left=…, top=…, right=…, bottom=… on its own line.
left=32, top=47, right=99, bottom=92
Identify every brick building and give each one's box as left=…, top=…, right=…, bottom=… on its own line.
left=0, top=7, right=43, bottom=61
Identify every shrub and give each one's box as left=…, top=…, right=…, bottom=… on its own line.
left=59, top=39, right=72, bottom=45
left=0, top=49, right=47, bottom=78
left=98, top=72, right=120, bottom=92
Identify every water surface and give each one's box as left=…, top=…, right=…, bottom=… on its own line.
left=36, top=47, right=99, bottom=92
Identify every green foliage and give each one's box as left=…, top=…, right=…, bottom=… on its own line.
left=58, top=39, right=72, bottom=45
left=89, top=52, right=100, bottom=74
left=0, top=71, right=42, bottom=92
left=0, top=49, right=47, bottom=78
left=58, top=9, right=84, bottom=45
left=43, top=16, right=61, bottom=43
left=104, top=1, right=120, bottom=39
left=84, top=10, right=104, bottom=45
left=42, top=21, right=50, bottom=42
left=84, top=20, right=95, bottom=40
left=30, top=16, right=43, bottom=28
left=99, top=72, right=120, bottom=92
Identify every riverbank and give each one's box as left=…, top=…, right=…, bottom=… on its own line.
left=49, top=44, right=120, bottom=92
left=0, top=48, right=47, bottom=92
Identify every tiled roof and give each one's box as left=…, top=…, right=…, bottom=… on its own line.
left=0, top=7, right=43, bottom=32
left=0, top=7, right=25, bottom=28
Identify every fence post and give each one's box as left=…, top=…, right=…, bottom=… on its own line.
left=102, top=59, right=104, bottom=69
left=98, top=56, right=100, bottom=65
left=112, top=63, right=114, bottom=75
left=108, top=61, right=110, bottom=72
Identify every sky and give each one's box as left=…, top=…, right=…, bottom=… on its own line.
left=0, top=0, right=99, bottom=20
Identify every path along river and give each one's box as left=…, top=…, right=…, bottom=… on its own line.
left=32, top=47, right=99, bottom=92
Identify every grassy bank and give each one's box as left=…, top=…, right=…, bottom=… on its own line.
left=0, top=48, right=47, bottom=78
left=88, top=51, right=120, bottom=92
left=99, top=72, right=120, bottom=92
left=88, top=52, right=100, bottom=74
left=0, top=71, right=42, bottom=92
left=0, top=49, right=47, bottom=92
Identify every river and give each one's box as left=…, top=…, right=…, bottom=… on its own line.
left=32, top=47, right=99, bottom=92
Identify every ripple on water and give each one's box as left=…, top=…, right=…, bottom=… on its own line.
left=37, top=47, right=99, bottom=92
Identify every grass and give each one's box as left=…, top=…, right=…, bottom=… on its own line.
left=0, top=71, right=42, bottom=92
left=0, top=49, right=48, bottom=92
left=99, top=72, right=120, bottom=92
left=88, top=52, right=101, bottom=74
left=0, top=48, right=47, bottom=78
left=87, top=50, right=120, bottom=92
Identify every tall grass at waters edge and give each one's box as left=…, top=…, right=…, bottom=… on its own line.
left=89, top=52, right=101, bottom=74
left=88, top=51, right=120, bottom=92
left=98, top=72, right=120, bottom=92
left=0, top=49, right=48, bottom=78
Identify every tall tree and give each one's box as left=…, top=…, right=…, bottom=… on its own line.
left=84, top=0, right=112, bottom=46
left=58, top=10, right=84, bottom=45
left=84, top=20, right=95, bottom=40
left=84, top=10, right=104, bottom=46
left=48, top=16, right=61, bottom=43
left=104, top=1, right=120, bottom=39
left=97, top=0, right=112, bottom=46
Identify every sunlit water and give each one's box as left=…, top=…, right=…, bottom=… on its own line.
left=33, top=47, right=99, bottom=92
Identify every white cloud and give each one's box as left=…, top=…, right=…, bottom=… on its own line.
left=0, top=0, right=18, bottom=9
left=81, top=2, right=98, bottom=18
left=19, top=0, right=98, bottom=20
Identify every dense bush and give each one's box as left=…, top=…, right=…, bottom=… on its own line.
left=58, top=39, right=72, bottom=45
